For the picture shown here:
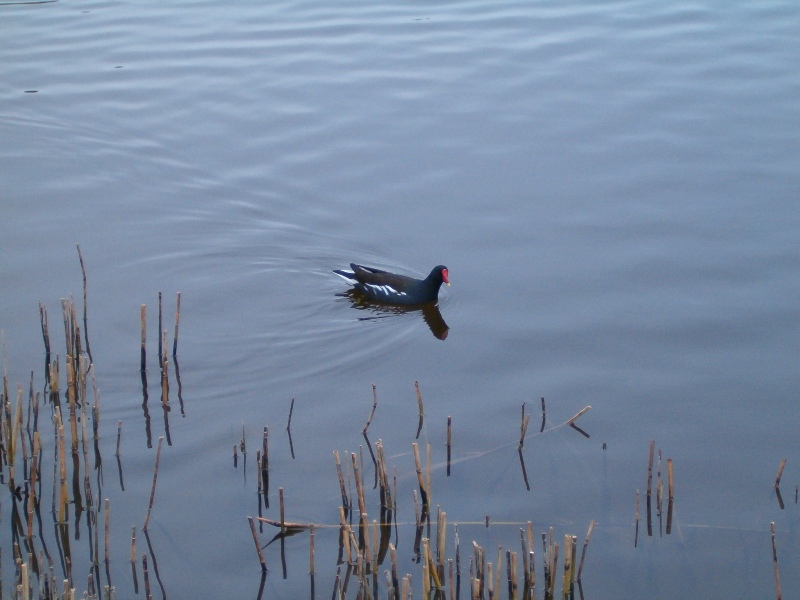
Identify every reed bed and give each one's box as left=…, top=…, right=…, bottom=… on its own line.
left=0, top=248, right=186, bottom=599
left=247, top=389, right=598, bottom=600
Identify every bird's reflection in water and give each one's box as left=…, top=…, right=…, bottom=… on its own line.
left=337, top=289, right=449, bottom=340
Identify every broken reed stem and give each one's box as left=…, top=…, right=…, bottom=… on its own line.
left=667, top=458, right=674, bottom=500
left=414, top=381, right=424, bottom=417
left=549, top=543, right=558, bottom=594
left=494, top=546, right=502, bottom=596
left=350, top=451, right=367, bottom=515
left=27, top=433, right=41, bottom=542
left=426, top=442, right=432, bottom=503
left=446, top=416, right=452, bottom=476
left=424, top=538, right=441, bottom=591
left=506, top=550, right=515, bottom=600
left=160, top=330, right=168, bottom=406
left=437, top=509, right=447, bottom=574
left=255, top=517, right=313, bottom=529
left=158, top=292, right=163, bottom=362
left=333, top=450, right=349, bottom=512
left=362, top=384, right=378, bottom=434
left=775, top=458, right=786, bottom=488
left=262, top=426, right=268, bottom=467
left=66, top=356, right=78, bottom=452
left=279, top=488, right=287, bottom=536
left=656, top=450, right=663, bottom=512
left=518, top=402, right=530, bottom=450
left=247, top=516, right=267, bottom=572
left=130, top=527, right=136, bottom=564
left=286, top=398, right=295, bottom=431
left=76, top=244, right=92, bottom=364
left=566, top=405, right=591, bottom=425
left=172, top=292, right=181, bottom=357
left=562, top=534, right=571, bottom=595
left=143, top=436, right=164, bottom=531
left=309, top=524, right=315, bottom=575
left=140, top=305, right=146, bottom=372
left=771, top=521, right=782, bottom=600
left=635, top=489, right=640, bottom=547
left=115, top=420, right=122, bottom=457
left=56, top=413, right=68, bottom=523
left=646, top=440, right=655, bottom=499
left=576, top=520, right=595, bottom=580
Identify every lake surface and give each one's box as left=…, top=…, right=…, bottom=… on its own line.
left=2, top=0, right=799, bottom=598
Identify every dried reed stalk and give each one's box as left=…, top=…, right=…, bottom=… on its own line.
left=286, top=398, right=295, bottom=431
left=350, top=453, right=367, bottom=523
left=66, top=356, right=78, bottom=452
left=657, top=450, right=663, bottom=514
left=157, top=292, right=163, bottom=361
left=426, top=442, right=432, bottom=504
left=279, top=487, right=285, bottom=534
left=130, top=527, right=136, bottom=564
left=76, top=244, right=92, bottom=363
left=423, top=538, right=441, bottom=591
left=333, top=450, right=349, bottom=512
left=375, top=440, right=391, bottom=509
left=142, top=555, right=151, bottom=599
left=104, top=499, right=110, bottom=563
left=56, top=412, right=68, bottom=523
left=506, top=550, right=515, bottom=600
left=362, top=384, right=378, bottom=434
left=562, top=534, right=572, bottom=594
left=309, top=524, right=315, bottom=575
left=140, top=305, right=146, bottom=372
left=27, top=433, right=40, bottom=542
left=414, top=381, right=424, bottom=416
left=436, top=509, right=447, bottom=577
left=446, top=416, right=452, bottom=476
left=247, top=516, right=267, bottom=572
left=576, top=520, right=595, bottom=581
left=775, top=459, right=786, bottom=488
left=448, top=559, right=455, bottom=600
left=390, top=543, right=399, bottom=595
left=667, top=459, right=674, bottom=501
left=771, top=521, right=782, bottom=600
left=160, top=330, right=168, bottom=406
left=518, top=412, right=530, bottom=450
left=255, top=516, right=312, bottom=529
left=635, top=488, right=640, bottom=547
left=115, top=420, right=122, bottom=457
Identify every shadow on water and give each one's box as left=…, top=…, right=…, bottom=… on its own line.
left=336, top=289, right=450, bottom=340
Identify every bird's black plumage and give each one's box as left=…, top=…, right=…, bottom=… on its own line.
left=334, top=263, right=449, bottom=305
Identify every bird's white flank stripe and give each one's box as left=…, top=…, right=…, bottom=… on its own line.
left=365, top=283, right=406, bottom=296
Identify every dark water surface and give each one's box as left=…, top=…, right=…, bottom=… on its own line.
left=2, top=0, right=799, bottom=597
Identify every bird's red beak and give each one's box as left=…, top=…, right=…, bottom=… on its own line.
left=442, top=268, right=450, bottom=285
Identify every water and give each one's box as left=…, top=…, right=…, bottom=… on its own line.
left=2, top=0, right=799, bottom=597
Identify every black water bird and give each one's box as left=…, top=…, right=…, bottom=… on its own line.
left=333, top=264, right=450, bottom=305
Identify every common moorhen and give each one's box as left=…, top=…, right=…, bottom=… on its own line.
left=334, top=263, right=450, bottom=305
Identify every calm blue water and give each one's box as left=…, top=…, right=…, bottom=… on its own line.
left=2, top=0, right=799, bottom=597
